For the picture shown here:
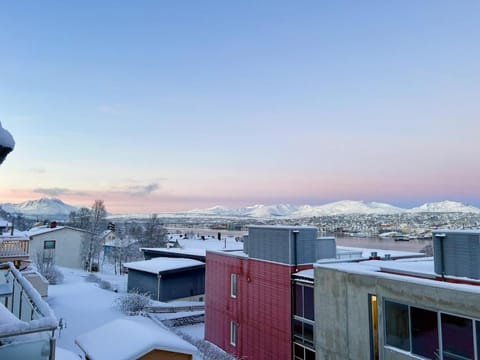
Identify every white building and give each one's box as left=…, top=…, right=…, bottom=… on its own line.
left=28, top=225, right=89, bottom=269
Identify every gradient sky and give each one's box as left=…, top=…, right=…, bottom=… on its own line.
left=1, top=1, right=479, bottom=213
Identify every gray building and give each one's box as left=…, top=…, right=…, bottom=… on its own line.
left=124, top=257, right=205, bottom=302
left=314, top=230, right=480, bottom=360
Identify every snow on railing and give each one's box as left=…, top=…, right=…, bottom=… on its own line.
left=0, top=262, right=57, bottom=339
left=0, top=239, right=29, bottom=258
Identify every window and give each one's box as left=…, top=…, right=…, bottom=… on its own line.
left=293, top=282, right=315, bottom=352
left=385, top=300, right=410, bottom=351
left=384, top=300, right=477, bottom=359
left=230, top=274, right=237, bottom=298
left=294, top=343, right=315, bottom=360
left=230, top=321, right=236, bottom=346
left=411, top=307, right=438, bottom=358
left=44, top=240, right=56, bottom=249
left=441, top=313, right=473, bottom=359
left=294, top=284, right=314, bottom=321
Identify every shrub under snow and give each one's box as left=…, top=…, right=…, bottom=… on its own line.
left=115, top=291, right=151, bottom=315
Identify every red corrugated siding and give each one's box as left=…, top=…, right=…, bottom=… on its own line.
left=205, top=252, right=312, bottom=360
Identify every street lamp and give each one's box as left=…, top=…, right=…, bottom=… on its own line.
left=0, top=122, right=15, bottom=165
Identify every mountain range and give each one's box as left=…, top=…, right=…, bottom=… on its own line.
left=1, top=198, right=479, bottom=219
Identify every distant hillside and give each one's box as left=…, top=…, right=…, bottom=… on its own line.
left=0, top=198, right=78, bottom=219
left=408, top=200, right=480, bottom=214
left=2, top=198, right=479, bottom=220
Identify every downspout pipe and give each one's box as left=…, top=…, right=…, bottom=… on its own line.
left=293, top=230, right=299, bottom=272
left=435, top=233, right=446, bottom=281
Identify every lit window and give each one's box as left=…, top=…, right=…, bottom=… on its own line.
left=230, top=321, right=236, bottom=346
left=231, top=274, right=237, bottom=298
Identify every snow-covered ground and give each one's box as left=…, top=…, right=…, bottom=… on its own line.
left=46, top=264, right=229, bottom=359
left=47, top=267, right=126, bottom=356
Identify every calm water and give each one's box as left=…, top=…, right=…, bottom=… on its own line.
left=167, top=226, right=431, bottom=253
left=336, top=236, right=431, bottom=252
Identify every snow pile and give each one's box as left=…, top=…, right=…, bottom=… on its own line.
left=75, top=317, right=199, bottom=360
left=0, top=122, right=15, bottom=149
left=123, top=257, right=204, bottom=274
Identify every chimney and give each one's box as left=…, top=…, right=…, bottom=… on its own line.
left=50, top=221, right=57, bottom=229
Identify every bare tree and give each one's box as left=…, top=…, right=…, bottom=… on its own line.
left=140, top=214, right=167, bottom=248
left=81, top=200, right=107, bottom=272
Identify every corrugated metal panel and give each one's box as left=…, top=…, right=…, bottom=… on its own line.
left=433, top=231, right=480, bottom=279
left=205, top=252, right=296, bottom=360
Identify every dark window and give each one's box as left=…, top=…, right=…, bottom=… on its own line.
left=294, top=284, right=303, bottom=317
left=303, top=286, right=314, bottom=321
left=303, top=322, right=314, bottom=345
left=294, top=284, right=314, bottom=321
left=476, top=321, right=480, bottom=360
left=293, top=343, right=315, bottom=360
left=411, top=307, right=438, bottom=358
left=441, top=313, right=473, bottom=359
left=44, top=240, right=56, bottom=249
left=305, top=348, right=315, bottom=360
left=384, top=301, right=410, bottom=351
left=293, top=319, right=303, bottom=340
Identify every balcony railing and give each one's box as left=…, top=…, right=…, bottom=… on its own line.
left=0, top=238, right=29, bottom=260
left=0, top=262, right=58, bottom=360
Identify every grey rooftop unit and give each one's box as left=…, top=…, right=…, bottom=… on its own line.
left=244, top=225, right=336, bottom=265
left=433, top=230, right=480, bottom=279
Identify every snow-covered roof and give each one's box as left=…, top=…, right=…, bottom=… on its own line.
left=28, top=225, right=88, bottom=237
left=75, top=316, right=197, bottom=360
left=335, top=246, right=424, bottom=259
left=142, top=247, right=208, bottom=258
left=294, top=269, right=314, bottom=280
left=315, top=258, right=480, bottom=294
left=432, top=229, right=480, bottom=235
left=0, top=228, right=29, bottom=240
left=249, top=224, right=318, bottom=230
left=0, top=218, right=11, bottom=228
left=124, top=257, right=204, bottom=274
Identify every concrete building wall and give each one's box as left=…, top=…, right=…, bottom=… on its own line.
left=29, top=228, right=85, bottom=269
left=314, top=265, right=480, bottom=360
left=314, top=266, right=376, bottom=360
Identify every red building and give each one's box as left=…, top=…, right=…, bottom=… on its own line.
left=205, top=226, right=335, bottom=359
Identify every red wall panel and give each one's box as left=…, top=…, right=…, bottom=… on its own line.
left=205, top=252, right=312, bottom=359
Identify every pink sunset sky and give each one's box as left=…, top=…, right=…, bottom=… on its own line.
left=1, top=1, right=479, bottom=213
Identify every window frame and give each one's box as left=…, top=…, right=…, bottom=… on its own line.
left=43, top=240, right=56, bottom=250
left=230, top=321, right=236, bottom=346
left=383, top=298, right=479, bottom=360
left=230, top=273, right=237, bottom=298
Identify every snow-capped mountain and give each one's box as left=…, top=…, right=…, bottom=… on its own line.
left=290, top=200, right=406, bottom=217
left=186, top=204, right=298, bottom=217
left=409, top=201, right=480, bottom=214
left=184, top=200, right=480, bottom=218
left=0, top=198, right=78, bottom=219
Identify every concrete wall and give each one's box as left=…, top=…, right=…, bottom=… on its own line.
left=29, top=228, right=85, bottom=269
left=314, top=265, right=480, bottom=360
left=314, top=266, right=376, bottom=360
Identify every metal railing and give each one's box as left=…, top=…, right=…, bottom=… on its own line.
left=0, top=262, right=58, bottom=360
left=0, top=239, right=29, bottom=259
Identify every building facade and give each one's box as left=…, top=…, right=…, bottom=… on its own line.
left=29, top=225, right=88, bottom=269
left=205, top=225, right=335, bottom=360
left=314, top=230, right=480, bottom=360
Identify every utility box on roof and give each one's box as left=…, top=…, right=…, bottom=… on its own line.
left=433, top=230, right=480, bottom=279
